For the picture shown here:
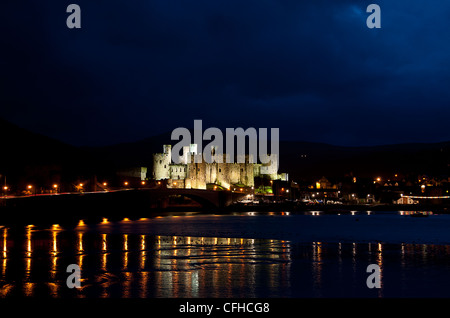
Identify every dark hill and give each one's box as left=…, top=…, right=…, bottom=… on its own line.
left=2, top=118, right=449, bottom=184
left=0, top=118, right=93, bottom=186
left=279, top=140, right=450, bottom=180
left=85, top=130, right=450, bottom=181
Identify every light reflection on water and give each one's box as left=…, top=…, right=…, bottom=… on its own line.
left=1, top=216, right=450, bottom=298
left=0, top=224, right=291, bottom=298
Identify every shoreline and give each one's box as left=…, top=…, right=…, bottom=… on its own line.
left=0, top=197, right=449, bottom=225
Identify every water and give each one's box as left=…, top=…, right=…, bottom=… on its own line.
left=1, top=212, right=450, bottom=298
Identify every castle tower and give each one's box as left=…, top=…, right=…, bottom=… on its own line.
left=259, top=153, right=278, bottom=180
left=181, top=145, right=190, bottom=164
left=189, top=144, right=197, bottom=155
left=163, top=144, right=172, bottom=158
left=152, top=145, right=172, bottom=180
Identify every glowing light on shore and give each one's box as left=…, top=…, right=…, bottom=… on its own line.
left=403, top=195, right=450, bottom=199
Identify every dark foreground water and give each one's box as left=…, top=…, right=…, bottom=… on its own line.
left=1, top=212, right=450, bottom=298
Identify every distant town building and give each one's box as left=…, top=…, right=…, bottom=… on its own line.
left=395, top=196, right=418, bottom=205
left=311, top=177, right=338, bottom=190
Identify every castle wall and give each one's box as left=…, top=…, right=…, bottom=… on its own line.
left=215, top=162, right=230, bottom=189
left=187, top=160, right=207, bottom=190
left=205, top=163, right=217, bottom=185
left=168, top=178, right=185, bottom=188
left=205, top=155, right=255, bottom=188
left=240, top=162, right=254, bottom=187
left=117, top=167, right=148, bottom=181
left=170, top=164, right=187, bottom=180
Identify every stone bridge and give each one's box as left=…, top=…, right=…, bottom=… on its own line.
left=141, top=188, right=249, bottom=208
left=0, top=188, right=251, bottom=224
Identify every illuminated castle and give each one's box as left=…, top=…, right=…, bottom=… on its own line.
left=152, top=144, right=287, bottom=190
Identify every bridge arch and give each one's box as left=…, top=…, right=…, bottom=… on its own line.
left=143, top=188, right=249, bottom=209
left=145, top=188, right=224, bottom=209
left=153, top=192, right=218, bottom=209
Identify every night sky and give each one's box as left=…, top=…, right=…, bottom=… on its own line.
left=1, top=0, right=450, bottom=147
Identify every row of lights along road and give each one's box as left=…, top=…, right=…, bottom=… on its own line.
left=2, top=181, right=148, bottom=195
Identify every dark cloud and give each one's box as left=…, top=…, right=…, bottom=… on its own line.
left=1, top=0, right=450, bottom=146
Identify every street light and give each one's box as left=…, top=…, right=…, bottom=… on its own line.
left=27, top=185, right=36, bottom=196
